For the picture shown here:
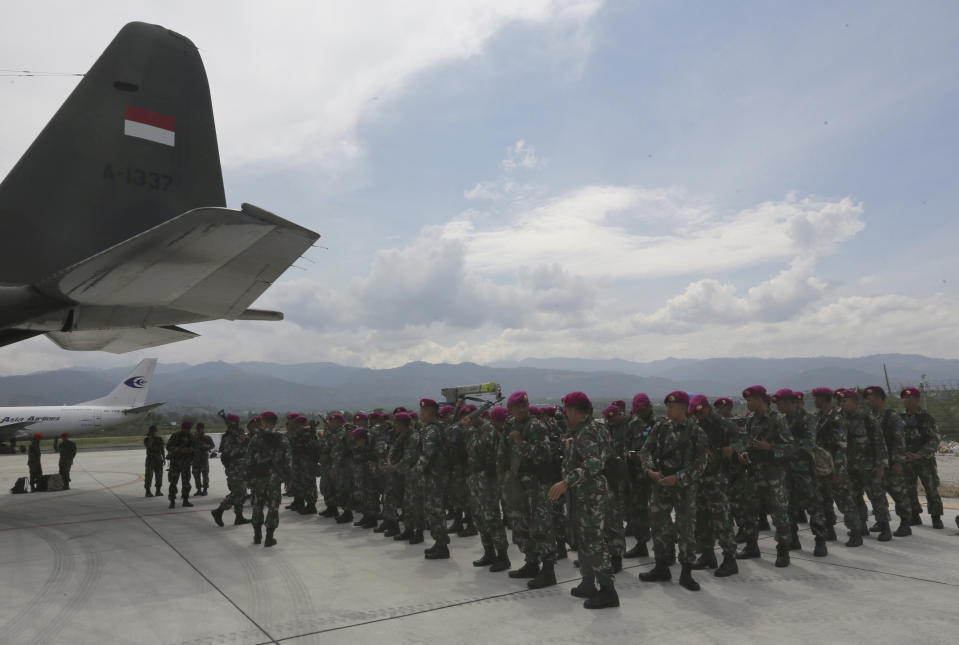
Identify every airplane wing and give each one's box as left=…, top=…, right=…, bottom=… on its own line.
left=0, top=421, right=34, bottom=443
left=123, top=402, right=166, bottom=415
left=47, top=326, right=198, bottom=353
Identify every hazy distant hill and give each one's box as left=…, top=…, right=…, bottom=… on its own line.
left=1, top=354, right=954, bottom=412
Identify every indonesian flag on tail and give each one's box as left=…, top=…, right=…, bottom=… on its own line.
left=124, top=106, right=175, bottom=146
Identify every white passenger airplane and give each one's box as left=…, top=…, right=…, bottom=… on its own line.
left=0, top=358, right=162, bottom=445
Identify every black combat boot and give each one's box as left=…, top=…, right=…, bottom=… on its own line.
left=774, top=544, right=790, bottom=567
left=211, top=508, right=224, bottom=526
left=714, top=554, right=739, bottom=577
left=335, top=510, right=353, bottom=524
left=893, top=518, right=911, bottom=537
left=374, top=519, right=390, bottom=533
left=353, top=514, right=367, bottom=526
left=393, top=525, right=412, bottom=541
left=383, top=521, right=401, bottom=538
left=932, top=515, right=944, bottom=529
left=813, top=538, right=828, bottom=557
left=253, top=525, right=262, bottom=545
left=570, top=574, right=597, bottom=598
left=825, top=525, right=837, bottom=541
left=448, top=513, right=464, bottom=534
left=319, top=505, right=338, bottom=517
left=264, top=527, right=276, bottom=547
left=182, top=498, right=194, bottom=508
left=234, top=512, right=251, bottom=525
left=624, top=541, right=649, bottom=558
left=679, top=564, right=701, bottom=591
left=473, top=544, right=495, bottom=567
left=361, top=516, right=378, bottom=529
left=611, top=555, right=623, bottom=573
left=489, top=547, right=511, bottom=572
left=155, top=487, right=162, bottom=497
left=425, top=541, right=450, bottom=560
left=555, top=541, right=568, bottom=561
left=734, top=527, right=747, bottom=543
left=458, top=515, right=478, bottom=537
left=168, top=499, right=176, bottom=509
left=877, top=521, right=893, bottom=542
left=638, top=560, right=671, bottom=582
left=285, top=497, right=301, bottom=511
left=758, top=514, right=771, bottom=531
left=584, top=582, right=620, bottom=609
left=910, top=512, right=922, bottom=526
left=789, top=526, right=802, bottom=551
left=690, top=550, right=717, bottom=570
left=868, top=521, right=881, bottom=533
left=735, top=540, right=761, bottom=559
left=508, top=559, right=540, bottom=579
left=298, top=503, right=317, bottom=515
left=409, top=528, right=424, bottom=545
left=845, top=531, right=863, bottom=547
left=145, top=489, right=153, bottom=498
left=527, top=559, right=557, bottom=589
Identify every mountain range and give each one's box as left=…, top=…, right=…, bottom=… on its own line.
left=0, top=354, right=954, bottom=413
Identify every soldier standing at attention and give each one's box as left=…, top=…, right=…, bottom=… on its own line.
left=639, top=391, right=708, bottom=591
left=58, top=432, right=77, bottom=490
left=319, top=413, right=344, bottom=518
left=395, top=410, right=426, bottom=545
left=688, top=395, right=742, bottom=576
left=333, top=413, right=356, bottom=525
left=192, top=423, right=215, bottom=496
left=144, top=425, right=165, bottom=497
left=505, top=391, right=557, bottom=589
left=246, top=411, right=292, bottom=546
left=864, top=386, right=913, bottom=537
left=900, top=387, right=944, bottom=529
left=381, top=410, right=411, bottom=537
left=836, top=389, right=891, bottom=541
left=549, top=391, right=619, bottom=609
left=415, top=398, right=452, bottom=560
left=734, top=386, right=793, bottom=567
left=166, top=421, right=196, bottom=509
left=624, top=393, right=657, bottom=558
left=601, top=405, right=628, bottom=573
left=28, top=434, right=43, bottom=492
left=464, top=404, right=511, bottom=572
left=811, top=388, right=842, bottom=541
left=211, top=414, right=251, bottom=526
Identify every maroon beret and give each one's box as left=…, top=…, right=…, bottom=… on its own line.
left=900, top=387, right=921, bottom=398
left=353, top=413, right=368, bottom=422
left=713, top=397, right=733, bottom=407
left=181, top=420, right=193, bottom=430
left=612, top=400, right=627, bottom=410
left=393, top=406, right=408, bottom=414
left=563, top=391, right=592, bottom=408
left=490, top=407, right=509, bottom=423
left=689, top=394, right=709, bottom=412
left=60, top=432, right=70, bottom=437
left=226, top=414, right=240, bottom=424
left=460, top=404, right=477, bottom=415
left=507, top=391, right=529, bottom=408
left=394, top=412, right=412, bottom=423
left=419, top=398, right=438, bottom=409
left=664, top=390, right=690, bottom=405
left=438, top=405, right=454, bottom=417
left=329, top=413, right=345, bottom=422
left=771, top=388, right=795, bottom=402
left=742, top=386, right=768, bottom=399
left=350, top=427, right=367, bottom=440
left=603, top=405, right=619, bottom=418
left=811, top=387, right=834, bottom=398
left=260, top=411, right=278, bottom=421
left=631, top=393, right=651, bottom=413
left=528, top=405, right=540, bottom=415
left=480, top=410, right=491, bottom=418
left=863, top=386, right=885, bottom=397
left=836, top=389, right=859, bottom=400
left=410, top=412, right=419, bottom=420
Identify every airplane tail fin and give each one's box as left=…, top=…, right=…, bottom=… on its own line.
left=80, top=358, right=158, bottom=408
left=0, top=21, right=225, bottom=286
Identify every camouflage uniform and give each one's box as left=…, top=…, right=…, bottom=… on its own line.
left=192, top=432, right=215, bottom=493
left=447, top=420, right=470, bottom=524
left=837, top=409, right=889, bottom=528
left=599, top=418, right=627, bottom=559
left=215, top=424, right=249, bottom=516
left=289, top=425, right=321, bottom=509
left=27, top=439, right=42, bottom=491
left=466, top=420, right=508, bottom=552
left=58, top=437, right=77, bottom=489
left=902, top=407, right=942, bottom=518
left=317, top=424, right=335, bottom=510
left=373, top=421, right=397, bottom=523
left=352, top=429, right=378, bottom=518
left=246, top=430, right=292, bottom=530
left=784, top=408, right=828, bottom=538
left=399, top=422, right=425, bottom=532
left=815, top=407, right=844, bottom=531
left=384, top=425, right=408, bottom=524
left=331, top=423, right=355, bottom=514
left=546, top=418, right=568, bottom=550
left=740, top=410, right=793, bottom=547
left=624, top=412, right=657, bottom=545
left=874, top=408, right=912, bottom=521
left=726, top=416, right=750, bottom=534
left=695, top=409, right=745, bottom=558
left=144, top=433, right=165, bottom=493
left=640, top=417, right=707, bottom=565
left=166, top=430, right=195, bottom=503
left=565, top=418, right=613, bottom=586
left=414, top=421, right=449, bottom=546
left=505, top=414, right=556, bottom=563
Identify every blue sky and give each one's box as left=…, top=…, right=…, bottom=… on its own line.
left=0, top=1, right=957, bottom=373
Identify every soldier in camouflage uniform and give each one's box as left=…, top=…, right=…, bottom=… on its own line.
left=212, top=413, right=252, bottom=526
left=288, top=415, right=320, bottom=515
left=639, top=391, right=708, bottom=591
left=372, top=412, right=397, bottom=533
left=864, top=387, right=913, bottom=536
left=58, top=432, right=77, bottom=490
left=538, top=406, right=568, bottom=560
left=689, top=395, right=743, bottom=576
left=27, top=434, right=43, bottom=492
left=734, top=386, right=794, bottom=567
left=415, top=399, right=451, bottom=559
left=773, top=389, right=830, bottom=556
left=143, top=425, right=165, bottom=497
left=549, top=391, right=619, bottom=609
left=166, top=421, right=196, bottom=509
left=834, top=389, right=891, bottom=544
left=192, top=423, right=215, bottom=496
left=624, top=393, right=657, bottom=558
left=900, top=387, right=944, bottom=529
left=318, top=414, right=343, bottom=517
left=382, top=410, right=411, bottom=537
left=601, top=405, right=628, bottom=572
left=504, top=391, right=557, bottom=589
left=463, top=404, right=511, bottom=572
left=331, top=413, right=356, bottom=525
left=246, top=411, right=292, bottom=547
left=811, top=388, right=842, bottom=541
left=351, top=423, right=380, bottom=528
left=394, top=410, right=425, bottom=544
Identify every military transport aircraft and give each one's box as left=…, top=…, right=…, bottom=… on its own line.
left=0, top=358, right=161, bottom=448
left=0, top=22, right=320, bottom=353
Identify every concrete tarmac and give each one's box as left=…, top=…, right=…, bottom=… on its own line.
left=1, top=450, right=957, bottom=645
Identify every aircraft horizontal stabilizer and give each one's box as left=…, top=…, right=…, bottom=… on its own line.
left=123, top=402, right=165, bottom=415
left=47, top=326, right=198, bottom=353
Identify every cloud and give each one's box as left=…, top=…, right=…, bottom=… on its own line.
left=501, top=139, right=544, bottom=172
